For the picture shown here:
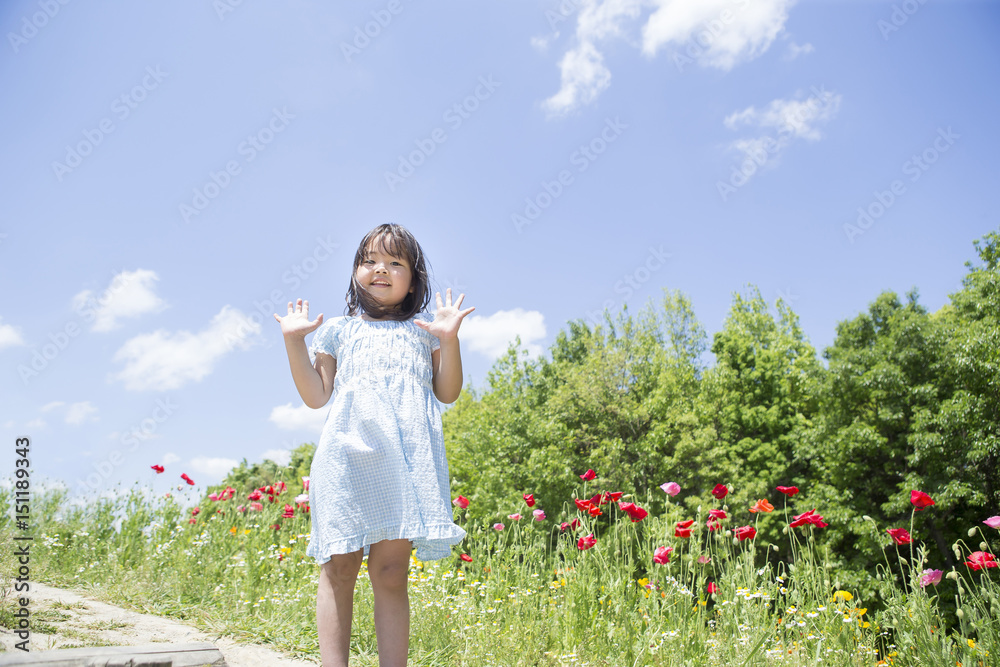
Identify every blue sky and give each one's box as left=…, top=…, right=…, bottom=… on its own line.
left=1, top=0, right=997, bottom=504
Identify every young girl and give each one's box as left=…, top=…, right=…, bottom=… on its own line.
left=273, top=224, right=473, bottom=667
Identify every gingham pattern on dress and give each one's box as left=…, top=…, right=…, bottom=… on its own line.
left=305, top=311, right=466, bottom=563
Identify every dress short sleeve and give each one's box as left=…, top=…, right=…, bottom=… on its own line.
left=308, top=317, right=344, bottom=365
left=414, top=312, right=440, bottom=352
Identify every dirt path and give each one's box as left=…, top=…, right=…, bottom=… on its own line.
left=0, top=582, right=318, bottom=666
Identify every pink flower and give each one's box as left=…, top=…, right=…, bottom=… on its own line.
left=919, top=569, right=943, bottom=587
left=983, top=516, right=1000, bottom=529
left=249, top=501, right=264, bottom=512
left=532, top=509, right=546, bottom=521
left=966, top=551, right=998, bottom=570
left=302, top=476, right=310, bottom=491
left=493, top=523, right=504, bottom=531
left=578, top=533, right=597, bottom=550
left=706, top=517, right=722, bottom=532
left=295, top=493, right=309, bottom=504
left=282, top=504, right=295, bottom=519
left=523, top=493, right=536, bottom=507
left=508, top=513, right=522, bottom=521
left=698, top=555, right=711, bottom=564
left=733, top=526, right=756, bottom=541
left=910, top=490, right=935, bottom=511
left=453, top=495, right=470, bottom=509
left=208, top=493, right=220, bottom=502
left=711, top=484, right=729, bottom=500
left=776, top=486, right=799, bottom=496
left=660, top=482, right=681, bottom=497
left=653, top=546, right=672, bottom=564
left=237, top=505, right=246, bottom=513
left=708, top=509, right=727, bottom=519
left=580, top=469, right=596, bottom=481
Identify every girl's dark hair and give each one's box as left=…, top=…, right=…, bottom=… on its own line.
left=345, top=223, right=431, bottom=320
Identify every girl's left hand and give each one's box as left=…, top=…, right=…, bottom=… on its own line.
left=415, top=288, right=475, bottom=341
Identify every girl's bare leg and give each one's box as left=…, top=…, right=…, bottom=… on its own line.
left=317, top=550, right=363, bottom=667
left=367, top=539, right=413, bottom=667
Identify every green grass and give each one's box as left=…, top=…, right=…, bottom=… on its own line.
left=1, top=481, right=996, bottom=666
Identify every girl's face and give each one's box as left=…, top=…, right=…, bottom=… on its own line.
left=356, top=235, right=414, bottom=315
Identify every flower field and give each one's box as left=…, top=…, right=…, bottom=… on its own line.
left=3, top=466, right=998, bottom=666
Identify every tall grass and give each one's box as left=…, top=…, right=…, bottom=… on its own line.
left=2, top=479, right=996, bottom=666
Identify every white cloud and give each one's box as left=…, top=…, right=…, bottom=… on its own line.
left=25, top=418, right=46, bottom=429
left=162, top=452, right=180, bottom=465
left=723, top=88, right=841, bottom=141
left=72, top=269, right=168, bottom=332
left=784, top=41, right=813, bottom=60
left=40, top=401, right=66, bottom=412
left=542, top=0, right=643, bottom=117
left=112, top=306, right=261, bottom=391
left=543, top=0, right=798, bottom=115
left=260, top=449, right=292, bottom=466
left=65, top=401, right=98, bottom=425
left=269, top=403, right=328, bottom=432
left=189, top=456, right=239, bottom=479
left=0, top=318, right=25, bottom=349
left=460, top=309, right=548, bottom=360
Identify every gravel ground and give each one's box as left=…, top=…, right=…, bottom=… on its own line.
left=0, top=582, right=318, bottom=666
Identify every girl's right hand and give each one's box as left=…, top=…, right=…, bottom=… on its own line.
left=273, top=298, right=324, bottom=339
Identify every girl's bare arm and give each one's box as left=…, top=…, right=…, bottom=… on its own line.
left=275, top=299, right=336, bottom=409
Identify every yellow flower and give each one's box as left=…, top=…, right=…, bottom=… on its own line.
left=832, top=590, right=853, bottom=602
left=967, top=639, right=975, bottom=649
left=638, top=578, right=649, bottom=588
left=230, top=527, right=238, bottom=535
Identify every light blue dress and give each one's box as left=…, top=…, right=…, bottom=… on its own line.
left=305, top=312, right=466, bottom=563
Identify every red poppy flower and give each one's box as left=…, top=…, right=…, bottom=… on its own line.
left=708, top=509, right=727, bottom=519
left=188, top=517, right=196, bottom=524
left=711, top=484, right=729, bottom=500
left=886, top=528, right=912, bottom=545
left=748, top=499, right=774, bottom=514
left=618, top=502, right=648, bottom=522
left=588, top=505, right=602, bottom=517
left=966, top=551, right=998, bottom=570
left=776, top=486, right=799, bottom=496
left=560, top=518, right=581, bottom=532
left=591, top=491, right=623, bottom=505
left=580, top=469, right=597, bottom=481
left=523, top=493, right=535, bottom=507
left=275, top=481, right=287, bottom=494
left=191, top=507, right=200, bottom=516
left=578, top=533, right=597, bottom=550
left=910, top=490, right=935, bottom=511
left=180, top=473, right=195, bottom=486
left=706, top=517, right=721, bottom=532
left=248, top=489, right=262, bottom=501
left=151, top=465, right=165, bottom=473
left=453, top=495, right=470, bottom=509
left=653, top=546, right=672, bottom=564
left=733, top=526, right=756, bottom=541
left=574, top=498, right=593, bottom=512
left=459, top=553, right=473, bottom=563
left=677, top=519, right=695, bottom=528
left=789, top=509, right=828, bottom=528
left=271, top=523, right=281, bottom=531
left=675, top=525, right=692, bottom=539
left=707, top=582, right=718, bottom=594
left=282, top=504, right=295, bottom=519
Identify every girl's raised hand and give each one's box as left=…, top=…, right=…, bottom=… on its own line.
left=414, top=288, right=475, bottom=341
left=274, top=298, right=323, bottom=338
